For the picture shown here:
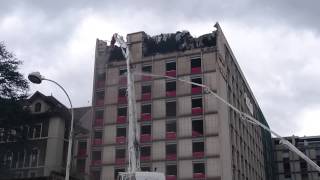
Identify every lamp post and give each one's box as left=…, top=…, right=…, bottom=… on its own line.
left=28, top=72, right=74, bottom=180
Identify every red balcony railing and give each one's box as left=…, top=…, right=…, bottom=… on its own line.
left=140, top=156, right=151, bottom=161
left=166, top=132, right=176, bottom=140
left=115, top=158, right=126, bottom=164
left=140, top=134, right=151, bottom=142
left=192, top=131, right=203, bottom=137
left=192, top=87, right=202, bottom=94
left=142, top=93, right=151, bottom=101
left=192, top=107, right=203, bottom=115
left=95, top=81, right=105, bottom=88
left=166, top=175, right=177, bottom=180
left=116, top=136, right=126, bottom=144
left=78, top=149, right=87, bottom=157
left=193, top=151, right=204, bottom=158
left=191, top=67, right=201, bottom=74
left=91, top=160, right=101, bottom=166
left=166, top=154, right=177, bottom=161
left=142, top=76, right=152, bottom=81
left=166, top=70, right=176, bottom=77
left=166, top=90, right=176, bottom=97
left=193, top=173, right=205, bottom=179
left=117, top=116, right=126, bottom=124
left=118, top=96, right=127, bottom=104
left=95, top=99, right=104, bottom=107
left=93, top=119, right=103, bottom=127
left=92, top=139, right=102, bottom=145
left=141, top=113, right=151, bottom=121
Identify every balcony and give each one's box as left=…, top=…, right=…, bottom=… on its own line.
left=166, top=175, right=177, bottom=180
left=142, top=75, right=152, bottom=81
left=115, top=158, right=126, bottom=165
left=166, top=154, right=177, bottom=161
left=92, top=139, right=102, bottom=145
left=77, top=149, right=87, bottom=157
left=192, top=87, right=202, bottom=94
left=119, top=76, right=127, bottom=84
left=141, top=113, right=151, bottom=121
left=166, top=132, right=176, bottom=140
left=140, top=155, right=151, bottom=162
left=166, top=90, right=176, bottom=97
left=118, top=96, right=127, bottom=104
left=95, top=80, right=105, bottom=89
left=93, top=119, right=103, bottom=127
left=140, top=134, right=151, bottom=142
left=192, top=107, right=203, bottom=115
left=193, top=173, right=205, bottom=179
left=91, top=160, right=101, bottom=166
left=193, top=151, right=204, bottom=158
left=166, top=70, right=176, bottom=77
left=192, top=131, right=203, bottom=137
left=142, top=93, right=151, bottom=101
left=191, top=67, right=201, bottom=74
left=116, top=136, right=126, bottom=144
left=95, top=99, right=104, bottom=107
left=117, top=116, right=126, bottom=124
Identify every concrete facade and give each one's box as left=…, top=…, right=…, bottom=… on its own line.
left=273, top=136, right=320, bottom=180
left=90, top=23, right=273, bottom=180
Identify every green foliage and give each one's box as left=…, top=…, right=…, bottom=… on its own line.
left=0, top=42, right=29, bottom=99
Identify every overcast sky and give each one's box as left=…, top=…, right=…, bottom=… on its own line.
left=1, top=0, right=319, bottom=137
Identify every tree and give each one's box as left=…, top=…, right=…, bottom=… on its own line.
left=0, top=42, right=31, bottom=176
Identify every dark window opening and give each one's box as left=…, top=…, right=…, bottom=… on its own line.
left=166, top=144, right=177, bottom=155
left=166, top=81, right=176, bottom=91
left=283, top=157, right=291, bottom=178
left=78, top=141, right=87, bottom=149
left=141, top=166, right=151, bottom=171
left=142, top=65, right=152, bottom=73
left=118, top=107, right=127, bottom=116
left=142, top=104, right=151, bottom=114
left=141, top=125, right=151, bottom=134
left=166, top=101, right=176, bottom=117
left=114, top=168, right=125, bottom=179
left=142, top=85, right=151, bottom=94
left=94, top=131, right=102, bottom=139
left=191, top=78, right=202, bottom=88
left=166, top=62, right=176, bottom=71
left=192, top=98, right=202, bottom=108
left=118, top=88, right=127, bottom=97
left=166, top=165, right=177, bottom=175
left=117, top=127, right=126, bottom=137
left=91, top=171, right=101, bottom=180
left=92, top=151, right=101, bottom=160
left=119, top=69, right=127, bottom=76
left=191, top=58, right=201, bottom=68
left=141, top=146, right=151, bottom=156
left=300, top=159, right=308, bottom=172
left=77, top=159, right=86, bottom=172
left=95, top=110, right=104, bottom=119
left=97, top=72, right=105, bottom=81
left=116, top=149, right=126, bottom=158
left=35, top=103, right=41, bottom=112
left=193, top=141, right=204, bottom=153
left=166, top=121, right=176, bottom=133
left=193, top=163, right=205, bottom=173
left=192, top=120, right=203, bottom=135
left=96, top=91, right=104, bottom=100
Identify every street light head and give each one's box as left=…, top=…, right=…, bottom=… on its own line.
left=28, top=72, right=43, bottom=84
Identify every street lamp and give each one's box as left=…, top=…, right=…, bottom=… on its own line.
left=28, top=72, right=74, bottom=180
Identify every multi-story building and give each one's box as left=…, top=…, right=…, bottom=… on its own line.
left=91, top=23, right=273, bottom=180
left=273, top=136, right=320, bottom=180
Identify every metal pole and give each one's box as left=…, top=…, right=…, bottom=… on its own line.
left=43, top=79, right=74, bottom=180
left=133, top=71, right=320, bottom=173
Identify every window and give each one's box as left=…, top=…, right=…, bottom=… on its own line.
left=141, top=146, right=151, bottom=157
left=166, top=144, right=177, bottom=160
left=141, top=104, right=151, bottom=114
left=4, top=152, right=13, bottom=168
left=283, top=157, right=291, bottom=178
left=114, top=168, right=125, bottom=179
left=118, top=88, right=127, bottom=97
left=141, top=125, right=151, bottom=135
left=118, top=107, right=127, bottom=116
left=166, top=81, right=176, bottom=92
left=166, top=164, right=177, bottom=176
left=141, top=166, right=151, bottom=171
left=166, top=121, right=176, bottom=133
left=0, top=128, right=4, bottom=142
left=17, top=151, right=24, bottom=168
left=191, top=77, right=202, bottom=94
left=142, top=85, right=151, bottom=94
left=28, top=124, right=42, bottom=139
left=24, top=150, right=31, bottom=167
left=91, top=170, right=101, bottom=180
left=92, top=151, right=101, bottom=165
left=166, top=61, right=176, bottom=71
left=193, top=141, right=204, bottom=158
left=142, top=65, right=152, bottom=73
left=95, top=91, right=104, bottom=106
left=166, top=101, right=176, bottom=117
left=96, top=72, right=105, bottom=88
left=34, top=103, right=41, bottom=112
left=94, top=131, right=102, bottom=139
left=119, top=68, right=127, bottom=76
left=191, top=58, right=201, bottom=68
left=193, top=162, right=205, bottom=178
left=77, top=159, right=86, bottom=172
left=95, top=110, right=104, bottom=119
left=78, top=141, right=87, bottom=156
left=116, top=148, right=126, bottom=159
left=192, top=119, right=203, bottom=137
left=117, top=127, right=126, bottom=137
left=30, top=149, right=39, bottom=167
left=192, top=98, right=202, bottom=108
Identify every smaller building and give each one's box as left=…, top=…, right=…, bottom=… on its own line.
left=273, top=136, right=320, bottom=180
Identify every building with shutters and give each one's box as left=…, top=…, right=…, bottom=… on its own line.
left=90, top=23, right=274, bottom=180
left=273, top=136, right=320, bottom=180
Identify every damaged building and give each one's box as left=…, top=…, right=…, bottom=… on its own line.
left=90, top=23, right=274, bottom=180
